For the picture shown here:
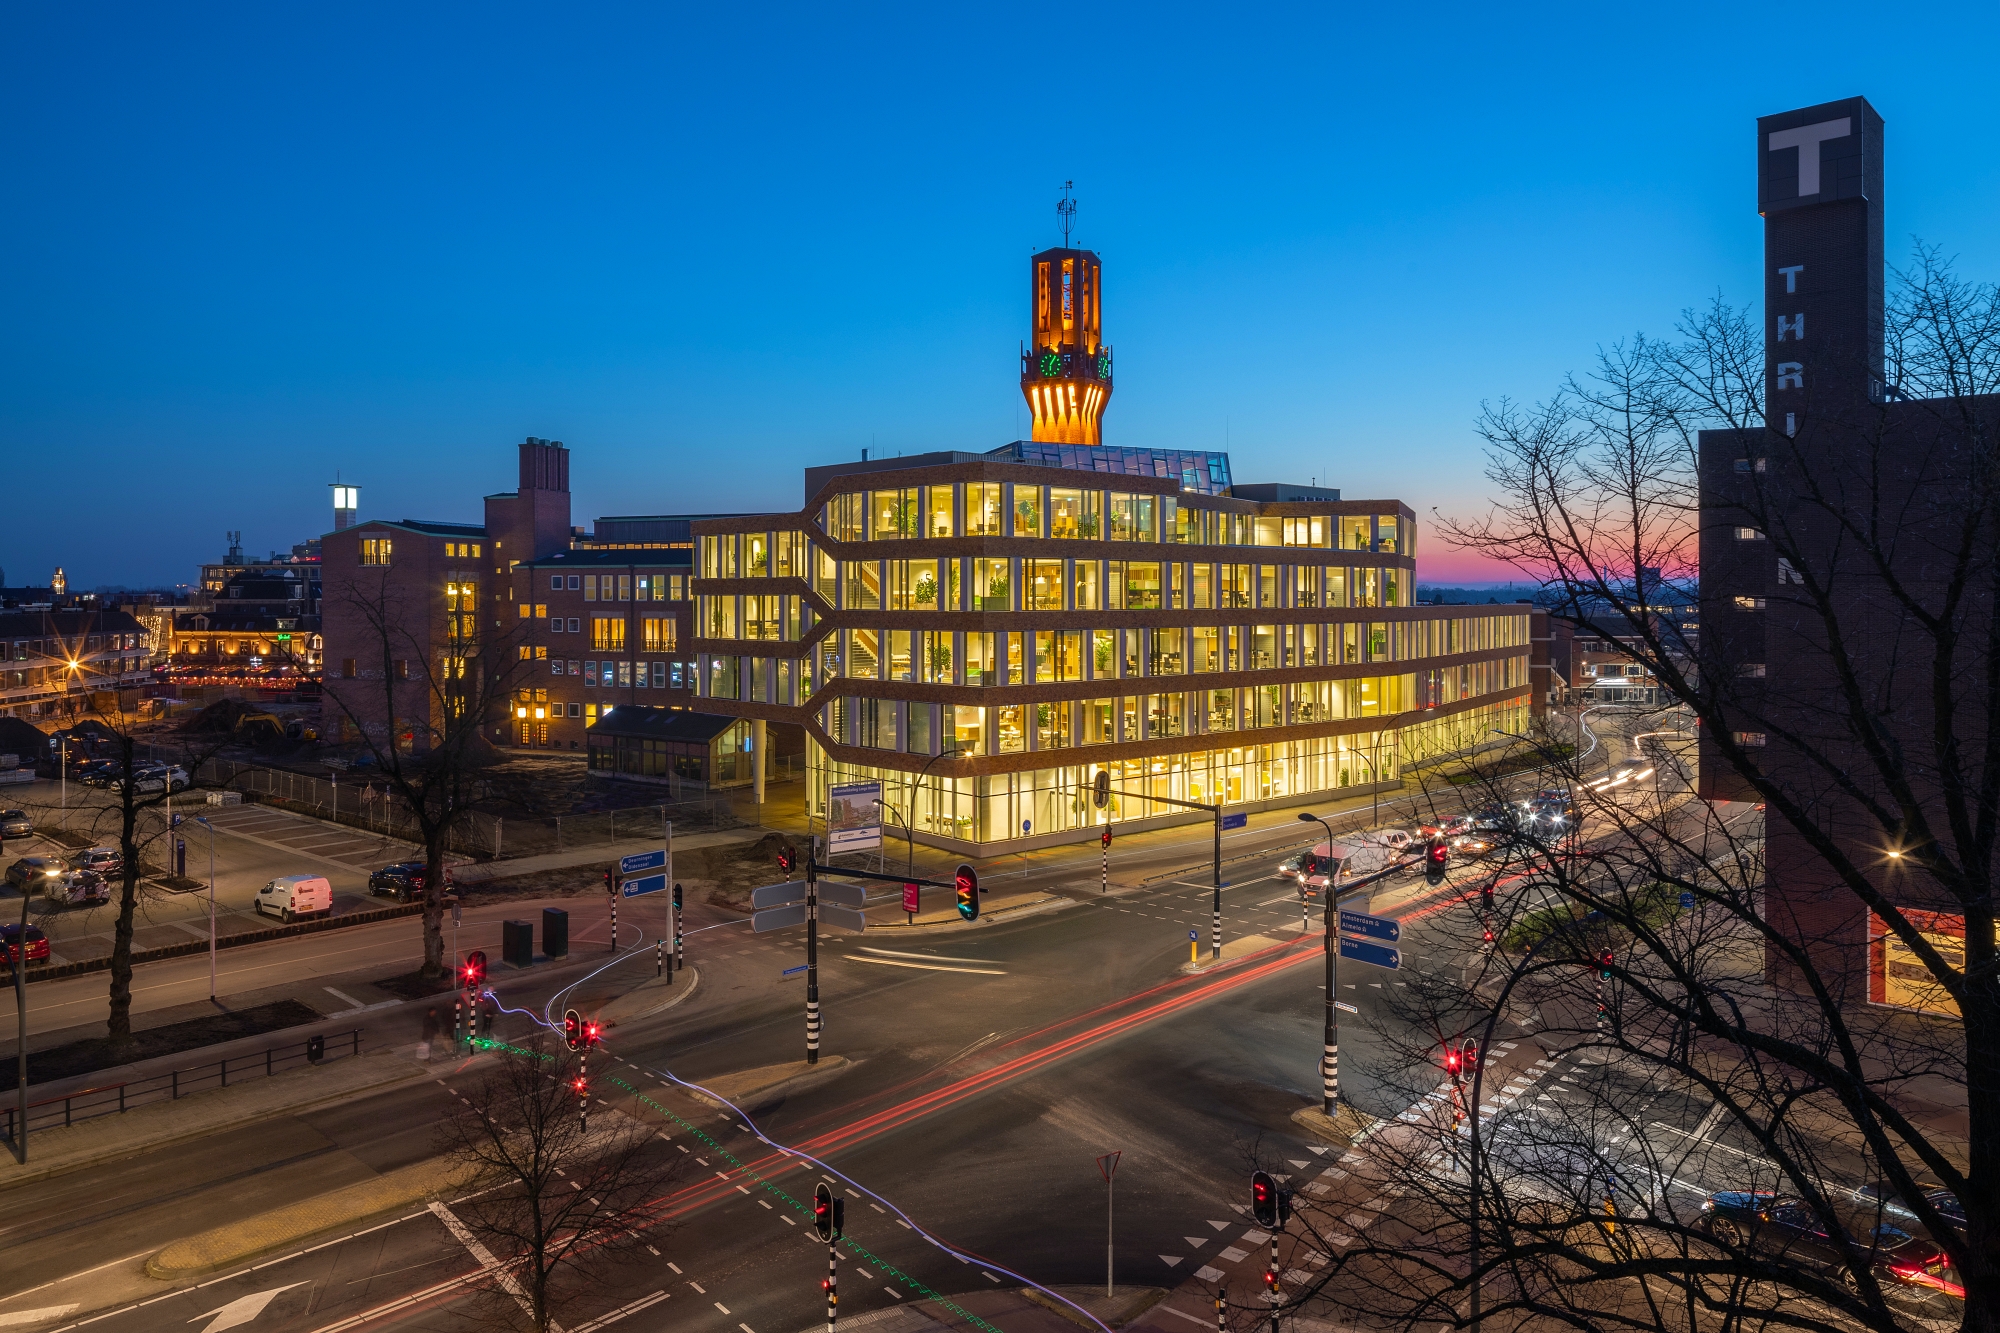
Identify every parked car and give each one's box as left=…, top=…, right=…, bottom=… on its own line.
left=0, top=810, right=31, bottom=838
left=75, top=759, right=122, bottom=786
left=0, top=924, right=50, bottom=964
left=4, top=856, right=69, bottom=892
left=74, top=846, right=123, bottom=876
left=1701, top=1190, right=1962, bottom=1312
left=113, top=765, right=190, bottom=795
left=253, top=874, right=333, bottom=923
left=367, top=861, right=453, bottom=901
left=45, top=867, right=109, bottom=906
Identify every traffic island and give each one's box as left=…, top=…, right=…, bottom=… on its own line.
left=598, top=966, right=701, bottom=1029
left=1024, top=1285, right=1170, bottom=1330
left=1182, top=932, right=1302, bottom=974
left=1290, top=1103, right=1377, bottom=1146
left=146, top=1154, right=481, bottom=1278
left=683, top=1054, right=852, bottom=1110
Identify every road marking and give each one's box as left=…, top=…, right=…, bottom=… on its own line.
left=569, top=1290, right=668, bottom=1333
left=715, top=1303, right=730, bottom=1314
left=430, top=1202, right=551, bottom=1330
left=0, top=1309, right=79, bottom=1328
left=883, top=1288, right=902, bottom=1300
left=982, top=1271, right=1000, bottom=1283
left=849, top=956, right=1006, bottom=976
left=1160, top=1255, right=1183, bottom=1266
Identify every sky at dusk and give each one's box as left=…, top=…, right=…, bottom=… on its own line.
left=5, top=3, right=1999, bottom=589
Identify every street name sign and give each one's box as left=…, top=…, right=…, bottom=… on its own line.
left=819, top=904, right=868, bottom=933
left=1338, top=909, right=1400, bottom=943
left=1221, top=813, right=1248, bottom=830
left=1334, top=1000, right=1359, bottom=1014
left=1339, top=937, right=1401, bottom=970
left=817, top=882, right=867, bottom=909
left=620, top=849, right=667, bottom=876
left=782, top=964, right=807, bottom=979
left=753, top=903, right=808, bottom=933
left=751, top=881, right=809, bottom=909
left=620, top=874, right=667, bottom=898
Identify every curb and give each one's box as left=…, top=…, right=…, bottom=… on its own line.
left=25, top=902, right=427, bottom=984
left=0, top=1052, right=434, bottom=1194
left=600, top=967, right=701, bottom=1029
left=1289, top=1104, right=1376, bottom=1146
left=147, top=1155, right=480, bottom=1278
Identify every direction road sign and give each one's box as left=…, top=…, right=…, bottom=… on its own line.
left=1339, top=937, right=1401, bottom=969
left=1221, top=812, right=1248, bottom=830
left=816, top=882, right=867, bottom=909
left=1334, top=1000, right=1359, bottom=1014
left=619, top=849, right=667, bottom=876
left=1338, top=908, right=1400, bottom=943
left=753, top=903, right=808, bottom=933
left=782, top=964, right=807, bottom=979
left=621, top=874, right=667, bottom=898
left=751, top=881, right=809, bottom=909
left=819, top=904, right=868, bottom=933
left=1680, top=891, right=1695, bottom=908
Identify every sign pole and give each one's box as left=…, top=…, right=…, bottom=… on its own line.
left=1324, top=861, right=1339, bottom=1115
left=1212, top=808, right=1222, bottom=960
left=1096, top=1152, right=1121, bottom=1298
left=806, top=842, right=820, bottom=1065
left=674, top=882, right=684, bottom=973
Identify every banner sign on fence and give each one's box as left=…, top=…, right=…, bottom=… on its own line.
left=827, top=782, right=884, bottom=853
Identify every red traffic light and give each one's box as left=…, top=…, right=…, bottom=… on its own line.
left=1598, top=948, right=1614, bottom=980
left=461, top=949, right=487, bottom=988
left=1100, top=826, right=1113, bottom=849
left=563, top=1008, right=582, bottom=1052
left=1480, top=884, right=1494, bottom=910
left=777, top=843, right=798, bottom=877
left=603, top=867, right=614, bottom=892
left=571, top=1076, right=588, bottom=1096
left=814, top=1182, right=835, bottom=1240
left=955, top=864, right=979, bottom=922
left=583, top=1020, right=602, bottom=1048
left=1444, top=1045, right=1462, bottom=1080
left=1250, top=1169, right=1279, bottom=1228
left=1425, top=838, right=1449, bottom=885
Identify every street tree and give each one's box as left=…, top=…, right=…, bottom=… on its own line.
left=431, top=1042, right=682, bottom=1332
left=1274, top=247, right=2000, bottom=1333
left=314, top=572, right=525, bottom=978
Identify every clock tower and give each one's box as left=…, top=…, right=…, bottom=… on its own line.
left=1020, top=246, right=1112, bottom=445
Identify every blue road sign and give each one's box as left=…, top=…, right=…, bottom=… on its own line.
left=782, top=964, right=807, bottom=979
left=1680, top=891, right=1695, bottom=908
left=1221, top=813, right=1248, bottom=830
left=1339, top=937, right=1401, bottom=970
left=621, top=874, right=668, bottom=898
left=620, top=849, right=667, bottom=876
left=1338, top=908, right=1401, bottom=943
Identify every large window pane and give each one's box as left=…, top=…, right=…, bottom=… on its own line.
left=1013, top=485, right=1042, bottom=536
left=1024, top=559, right=1063, bottom=609
left=966, top=483, right=1003, bottom=536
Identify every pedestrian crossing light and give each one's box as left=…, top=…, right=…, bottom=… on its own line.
left=461, top=950, right=486, bottom=989
left=955, top=864, right=979, bottom=921
left=603, top=866, right=614, bottom=893
left=563, top=1007, right=583, bottom=1052
left=777, top=843, right=798, bottom=877
left=1599, top=949, right=1615, bottom=980
left=1251, top=1169, right=1279, bottom=1228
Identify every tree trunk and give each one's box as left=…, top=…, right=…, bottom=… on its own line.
left=421, top=823, right=447, bottom=978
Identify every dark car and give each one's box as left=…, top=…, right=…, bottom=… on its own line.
left=1701, top=1191, right=1961, bottom=1312
left=368, top=861, right=453, bottom=901
left=77, top=760, right=123, bottom=787
left=4, top=856, right=69, bottom=892
left=0, top=924, right=51, bottom=965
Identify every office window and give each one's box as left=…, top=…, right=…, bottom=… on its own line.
left=584, top=660, right=597, bottom=685
left=1013, top=485, right=1042, bottom=536
left=340, top=658, right=356, bottom=678
left=642, top=617, right=676, bottom=652
left=1050, top=488, right=1099, bottom=539
left=568, top=575, right=581, bottom=591
left=965, top=482, right=1003, bottom=537
left=552, top=659, right=565, bottom=675
left=1024, top=559, right=1062, bottom=610
left=567, top=660, right=579, bottom=677
left=518, top=603, right=532, bottom=619
left=652, top=662, right=666, bottom=687
left=1734, top=527, right=1765, bottom=541
left=1732, top=596, right=1767, bottom=611
left=618, top=575, right=632, bottom=601
left=1733, top=458, right=1768, bottom=473
left=583, top=575, right=598, bottom=601
left=566, top=618, right=578, bottom=633
left=550, top=575, right=563, bottom=591
left=549, top=617, right=563, bottom=634
left=1733, top=731, right=1767, bottom=747
left=360, top=538, right=392, bottom=566
left=593, top=618, right=627, bottom=651
left=1737, top=663, right=1767, bottom=677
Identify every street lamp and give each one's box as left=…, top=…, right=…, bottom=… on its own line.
left=1297, top=811, right=1342, bottom=1117
left=194, top=815, right=216, bottom=1001
left=872, top=799, right=913, bottom=885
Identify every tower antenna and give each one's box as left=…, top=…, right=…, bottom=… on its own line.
left=1057, top=181, right=1076, bottom=247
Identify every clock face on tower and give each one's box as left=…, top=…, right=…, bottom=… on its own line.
left=1096, top=354, right=1112, bottom=382
left=1039, top=350, right=1062, bottom=378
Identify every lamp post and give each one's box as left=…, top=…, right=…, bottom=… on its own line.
left=1297, top=811, right=1342, bottom=1116
left=900, top=743, right=960, bottom=868
left=873, top=798, right=913, bottom=885
left=194, top=815, right=216, bottom=1000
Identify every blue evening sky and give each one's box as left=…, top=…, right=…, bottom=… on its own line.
left=5, top=3, right=1997, bottom=587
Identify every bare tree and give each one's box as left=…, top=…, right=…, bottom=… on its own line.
left=1268, top=246, right=2000, bottom=1333
left=315, top=572, right=525, bottom=978
left=431, top=1043, right=683, bottom=1332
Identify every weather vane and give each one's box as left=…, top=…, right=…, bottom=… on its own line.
left=1058, top=181, right=1076, bottom=247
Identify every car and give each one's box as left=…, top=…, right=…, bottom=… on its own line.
left=44, top=867, right=109, bottom=906
left=1519, top=790, right=1577, bottom=833
left=79, top=761, right=124, bottom=787
left=0, top=810, right=31, bottom=837
left=4, top=856, right=69, bottom=892
left=368, top=861, right=453, bottom=901
left=112, top=765, right=190, bottom=795
left=74, top=846, right=123, bottom=876
left=0, top=924, right=50, bottom=965
left=1701, top=1191, right=1961, bottom=1312
left=1589, top=762, right=1655, bottom=794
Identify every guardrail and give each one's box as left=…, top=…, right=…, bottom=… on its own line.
left=0, top=1028, right=362, bottom=1140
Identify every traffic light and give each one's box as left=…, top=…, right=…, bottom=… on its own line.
left=1426, top=838, right=1449, bottom=886
left=571, top=1073, right=588, bottom=1097
left=1444, top=1043, right=1462, bottom=1083
left=1299, top=852, right=1319, bottom=878
left=1599, top=948, right=1614, bottom=980
left=1100, top=826, right=1112, bottom=849
left=1251, top=1169, right=1279, bottom=1228
left=563, top=1007, right=583, bottom=1052
left=461, top=950, right=487, bottom=989
left=955, top=864, right=979, bottom=921
left=1461, top=1038, right=1480, bottom=1076
left=583, top=1019, right=602, bottom=1048
left=813, top=1182, right=846, bottom=1240
left=1094, top=769, right=1111, bottom=809
left=777, top=842, right=798, bottom=877
left=1480, top=883, right=1494, bottom=912
left=1264, top=1265, right=1279, bottom=1295
left=603, top=866, right=614, bottom=893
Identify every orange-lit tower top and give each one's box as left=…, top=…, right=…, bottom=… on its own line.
left=1020, top=243, right=1112, bottom=445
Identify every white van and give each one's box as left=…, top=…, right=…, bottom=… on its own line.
left=254, top=875, right=332, bottom=923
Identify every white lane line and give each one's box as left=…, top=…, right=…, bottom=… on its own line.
left=323, top=986, right=365, bottom=1009
left=569, top=1290, right=668, bottom=1333
left=430, top=1201, right=559, bottom=1331
left=857, top=946, right=1001, bottom=965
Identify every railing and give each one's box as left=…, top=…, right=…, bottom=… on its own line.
left=0, top=1029, right=361, bottom=1141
